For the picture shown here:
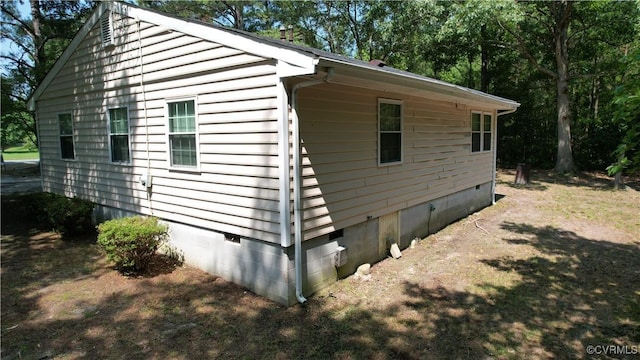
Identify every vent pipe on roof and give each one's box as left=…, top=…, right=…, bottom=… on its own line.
left=369, top=59, right=386, bottom=67
left=287, top=25, right=294, bottom=42
left=279, top=25, right=286, bottom=41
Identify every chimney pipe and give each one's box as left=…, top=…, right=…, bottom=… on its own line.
left=287, top=25, right=294, bottom=42
left=369, top=59, right=386, bottom=67
left=279, top=25, right=286, bottom=41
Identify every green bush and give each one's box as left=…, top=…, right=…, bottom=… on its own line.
left=7, top=192, right=94, bottom=235
left=15, top=192, right=55, bottom=227
left=45, top=195, right=94, bottom=236
left=97, top=216, right=168, bottom=274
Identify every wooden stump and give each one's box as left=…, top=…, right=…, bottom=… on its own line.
left=515, top=163, right=530, bottom=185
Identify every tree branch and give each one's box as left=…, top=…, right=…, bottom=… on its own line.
left=496, top=19, right=558, bottom=79
left=0, top=3, right=34, bottom=38
left=8, top=95, right=27, bottom=105
left=559, top=1, right=573, bottom=28
left=0, top=54, right=34, bottom=69
left=1, top=33, right=35, bottom=56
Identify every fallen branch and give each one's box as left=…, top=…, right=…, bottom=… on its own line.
left=474, top=218, right=490, bottom=235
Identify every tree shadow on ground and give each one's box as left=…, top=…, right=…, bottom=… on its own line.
left=2, top=214, right=639, bottom=358
left=400, top=222, right=639, bottom=358
left=622, top=174, right=640, bottom=191
left=1, top=205, right=421, bottom=359
left=499, top=168, right=636, bottom=192
left=1, top=230, right=421, bottom=359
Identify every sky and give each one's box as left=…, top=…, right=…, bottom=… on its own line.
left=1, top=0, right=32, bottom=75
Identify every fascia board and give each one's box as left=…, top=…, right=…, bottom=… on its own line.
left=319, top=58, right=520, bottom=111
left=276, top=59, right=319, bottom=77
left=118, top=4, right=317, bottom=75
left=28, top=2, right=318, bottom=110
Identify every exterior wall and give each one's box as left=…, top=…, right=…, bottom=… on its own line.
left=33, top=8, right=507, bottom=306
left=298, top=182, right=493, bottom=300
left=297, top=81, right=497, bottom=242
left=94, top=203, right=293, bottom=305
left=165, top=220, right=292, bottom=305
left=36, top=13, right=282, bottom=243
left=95, top=179, right=493, bottom=306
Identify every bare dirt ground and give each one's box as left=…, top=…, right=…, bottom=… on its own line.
left=1, top=170, right=639, bottom=359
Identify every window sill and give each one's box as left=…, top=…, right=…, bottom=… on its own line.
left=378, top=160, right=403, bottom=167
left=168, top=166, right=201, bottom=174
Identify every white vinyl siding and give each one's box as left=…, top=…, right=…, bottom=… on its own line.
left=471, top=111, right=493, bottom=153
left=58, top=113, right=75, bottom=160
left=167, top=99, right=198, bottom=168
left=298, top=82, right=496, bottom=240
left=108, top=107, right=131, bottom=163
left=378, top=99, right=403, bottom=165
left=36, top=14, right=281, bottom=243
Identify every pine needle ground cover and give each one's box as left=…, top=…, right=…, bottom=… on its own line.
left=1, top=170, right=638, bottom=359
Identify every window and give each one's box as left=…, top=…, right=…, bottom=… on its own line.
left=483, top=114, right=492, bottom=151
left=471, top=111, right=493, bottom=153
left=58, top=113, right=75, bottom=159
left=108, top=107, right=131, bottom=163
left=378, top=99, right=403, bottom=165
left=167, top=99, right=198, bottom=168
left=100, top=11, right=113, bottom=47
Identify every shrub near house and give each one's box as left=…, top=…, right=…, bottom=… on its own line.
left=15, top=192, right=94, bottom=235
left=97, top=216, right=168, bottom=274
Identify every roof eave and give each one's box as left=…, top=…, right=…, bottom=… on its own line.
left=317, top=57, right=520, bottom=111
left=27, top=1, right=319, bottom=110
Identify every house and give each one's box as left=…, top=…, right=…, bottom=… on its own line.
left=28, top=2, right=519, bottom=305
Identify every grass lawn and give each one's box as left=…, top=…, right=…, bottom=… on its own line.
left=2, top=145, right=39, bottom=160
left=1, top=170, right=638, bottom=359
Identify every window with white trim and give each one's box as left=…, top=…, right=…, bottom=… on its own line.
left=108, top=107, right=131, bottom=163
left=378, top=99, right=403, bottom=165
left=471, top=111, right=493, bottom=153
left=167, top=99, right=198, bottom=168
left=58, top=113, right=75, bottom=159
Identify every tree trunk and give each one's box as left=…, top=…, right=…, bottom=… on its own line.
left=234, top=4, right=244, bottom=30
left=555, top=75, right=574, bottom=173
left=30, top=0, right=46, bottom=85
left=481, top=24, right=489, bottom=93
left=467, top=52, right=474, bottom=89
left=614, top=171, right=623, bottom=190
left=29, top=0, right=43, bottom=145
left=553, top=1, right=574, bottom=173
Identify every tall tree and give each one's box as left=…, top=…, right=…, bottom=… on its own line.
left=1, top=0, right=94, bottom=146
left=495, top=1, right=574, bottom=173
left=495, top=0, right=639, bottom=173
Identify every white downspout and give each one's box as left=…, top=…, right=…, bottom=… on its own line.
left=290, top=68, right=334, bottom=304
left=277, top=78, right=292, bottom=248
left=492, top=107, right=518, bottom=204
